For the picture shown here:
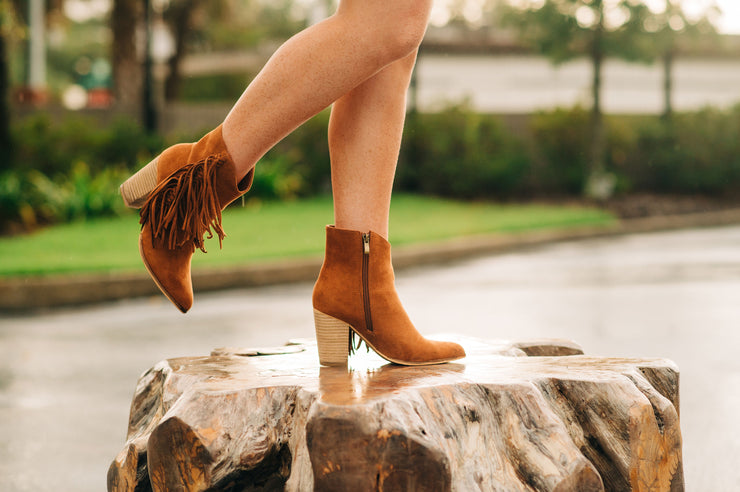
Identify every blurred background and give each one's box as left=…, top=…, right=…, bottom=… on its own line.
left=1, top=0, right=739, bottom=236
left=2, top=1, right=740, bottom=491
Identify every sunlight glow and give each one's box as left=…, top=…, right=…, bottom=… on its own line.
left=505, top=0, right=740, bottom=34
left=642, top=0, right=739, bottom=32
left=715, top=0, right=740, bottom=33
left=576, top=6, right=597, bottom=28
left=603, top=4, right=631, bottom=30
left=63, top=0, right=110, bottom=23
left=59, top=0, right=740, bottom=36
left=430, top=0, right=454, bottom=27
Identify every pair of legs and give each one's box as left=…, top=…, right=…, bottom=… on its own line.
left=125, top=0, right=465, bottom=362
left=221, top=0, right=430, bottom=238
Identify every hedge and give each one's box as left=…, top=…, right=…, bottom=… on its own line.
left=4, top=104, right=740, bottom=234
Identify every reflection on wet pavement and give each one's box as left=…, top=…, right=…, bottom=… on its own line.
left=2, top=225, right=740, bottom=491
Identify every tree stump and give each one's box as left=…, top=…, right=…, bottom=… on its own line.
left=107, top=337, right=683, bottom=492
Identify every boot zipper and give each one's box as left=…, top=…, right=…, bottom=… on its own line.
left=362, top=233, right=373, bottom=332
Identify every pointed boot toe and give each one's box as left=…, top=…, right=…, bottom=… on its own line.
left=139, top=229, right=193, bottom=313
left=426, top=340, right=466, bottom=364
left=448, top=341, right=466, bottom=360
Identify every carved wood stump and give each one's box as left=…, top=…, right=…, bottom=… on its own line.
left=107, top=337, right=683, bottom=491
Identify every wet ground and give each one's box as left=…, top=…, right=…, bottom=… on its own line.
left=1, top=225, right=739, bottom=491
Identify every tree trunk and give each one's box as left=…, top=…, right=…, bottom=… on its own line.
left=111, top=0, right=142, bottom=109
left=585, top=7, right=615, bottom=201
left=164, top=48, right=184, bottom=102
left=108, top=337, right=684, bottom=491
left=662, top=48, right=674, bottom=121
left=589, top=19, right=605, bottom=178
left=163, top=0, right=199, bottom=101
left=142, top=0, right=157, bottom=134
left=0, top=19, right=12, bottom=170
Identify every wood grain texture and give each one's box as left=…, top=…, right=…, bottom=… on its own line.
left=108, top=337, right=682, bottom=491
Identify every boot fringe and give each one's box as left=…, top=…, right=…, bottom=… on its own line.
left=140, top=155, right=227, bottom=252
left=349, top=329, right=370, bottom=356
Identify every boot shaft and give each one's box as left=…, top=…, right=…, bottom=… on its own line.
left=312, top=225, right=466, bottom=365
left=140, top=126, right=253, bottom=252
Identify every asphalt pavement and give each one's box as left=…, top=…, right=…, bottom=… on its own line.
left=1, top=225, right=739, bottom=491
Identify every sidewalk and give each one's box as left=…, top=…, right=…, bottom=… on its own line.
left=3, top=208, right=740, bottom=311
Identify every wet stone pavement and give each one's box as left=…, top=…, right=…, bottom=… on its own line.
left=1, top=225, right=740, bottom=491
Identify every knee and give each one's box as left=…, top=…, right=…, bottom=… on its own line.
left=377, top=2, right=430, bottom=61
left=382, top=2, right=429, bottom=60
left=340, top=0, right=430, bottom=64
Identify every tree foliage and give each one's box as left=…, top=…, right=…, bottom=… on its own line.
left=503, top=0, right=671, bottom=197
left=503, top=0, right=656, bottom=88
left=642, top=0, right=719, bottom=119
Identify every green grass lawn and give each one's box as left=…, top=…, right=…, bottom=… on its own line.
left=0, top=195, right=616, bottom=277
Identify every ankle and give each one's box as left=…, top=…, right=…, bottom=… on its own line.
left=333, top=220, right=388, bottom=240
left=221, top=121, right=258, bottom=182
left=233, top=160, right=257, bottom=184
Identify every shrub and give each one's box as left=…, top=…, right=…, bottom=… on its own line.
left=528, top=107, right=592, bottom=195
left=179, top=73, right=254, bottom=103
left=623, top=107, right=740, bottom=195
left=249, top=156, right=304, bottom=201
left=7, top=103, right=740, bottom=235
left=398, top=106, right=531, bottom=199
left=0, top=171, right=39, bottom=234
left=41, top=161, right=130, bottom=222
left=0, top=163, right=131, bottom=234
left=603, top=115, right=640, bottom=193
left=11, top=114, right=162, bottom=176
left=263, top=110, right=332, bottom=197
left=95, top=119, right=164, bottom=172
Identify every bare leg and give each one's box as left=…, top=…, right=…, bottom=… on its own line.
left=312, top=50, right=466, bottom=367
left=329, top=51, right=418, bottom=239
left=222, top=0, right=431, bottom=179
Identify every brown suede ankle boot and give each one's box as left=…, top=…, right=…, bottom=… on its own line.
left=120, top=125, right=253, bottom=312
left=312, top=226, right=466, bottom=366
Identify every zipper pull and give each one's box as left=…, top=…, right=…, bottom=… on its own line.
left=363, top=233, right=370, bottom=254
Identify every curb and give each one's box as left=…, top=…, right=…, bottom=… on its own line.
left=3, top=208, right=740, bottom=312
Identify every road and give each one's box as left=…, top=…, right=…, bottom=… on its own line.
left=416, top=54, right=740, bottom=114
left=1, top=225, right=740, bottom=490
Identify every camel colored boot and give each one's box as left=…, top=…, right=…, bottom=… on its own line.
left=120, top=125, right=253, bottom=312
left=312, top=226, right=466, bottom=366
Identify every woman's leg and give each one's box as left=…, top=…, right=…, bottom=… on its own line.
left=222, top=0, right=432, bottom=180
left=124, top=0, right=435, bottom=315
left=311, top=50, right=465, bottom=366
left=329, top=50, right=418, bottom=239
